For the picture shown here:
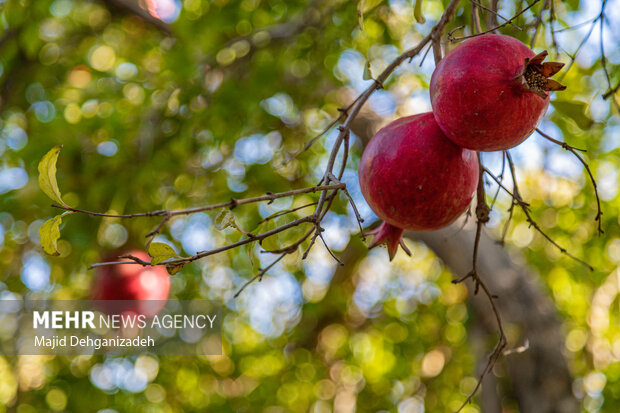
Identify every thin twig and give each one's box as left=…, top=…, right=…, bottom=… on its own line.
left=255, top=202, right=317, bottom=226
left=536, top=128, right=603, bottom=235
left=548, top=0, right=558, bottom=54
left=483, top=167, right=524, bottom=202
left=500, top=200, right=516, bottom=246
left=454, top=153, right=506, bottom=413
left=530, top=0, right=550, bottom=48
left=279, top=95, right=363, bottom=166
left=489, top=152, right=507, bottom=210
left=260, top=227, right=315, bottom=254
left=505, top=152, right=594, bottom=270
left=558, top=2, right=604, bottom=81
left=234, top=253, right=287, bottom=298
left=599, top=11, right=620, bottom=111
left=418, top=43, right=433, bottom=67
left=471, top=0, right=482, bottom=35
left=469, top=0, right=521, bottom=30
left=52, top=184, right=345, bottom=218
left=326, top=172, right=365, bottom=239
left=318, top=229, right=344, bottom=265
left=553, top=18, right=596, bottom=34
left=302, top=227, right=321, bottom=260
left=454, top=278, right=506, bottom=412
left=450, top=0, right=541, bottom=42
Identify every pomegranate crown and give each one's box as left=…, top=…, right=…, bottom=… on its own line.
left=367, top=222, right=411, bottom=261
left=515, top=50, right=566, bottom=99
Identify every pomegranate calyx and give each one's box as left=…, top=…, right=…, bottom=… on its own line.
left=515, top=50, right=566, bottom=98
left=367, top=222, right=409, bottom=261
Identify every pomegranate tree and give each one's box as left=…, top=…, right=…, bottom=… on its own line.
left=359, top=112, right=479, bottom=257
left=93, top=250, right=170, bottom=316
left=430, top=34, right=565, bottom=151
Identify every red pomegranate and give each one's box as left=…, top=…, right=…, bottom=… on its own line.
left=93, top=250, right=170, bottom=317
left=359, top=112, right=478, bottom=239
left=430, top=34, right=565, bottom=151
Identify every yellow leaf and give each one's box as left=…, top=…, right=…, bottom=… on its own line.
left=358, top=0, right=365, bottom=31
left=414, top=0, right=426, bottom=24
left=39, top=215, right=63, bottom=256
left=38, top=145, right=68, bottom=207
left=148, top=242, right=180, bottom=265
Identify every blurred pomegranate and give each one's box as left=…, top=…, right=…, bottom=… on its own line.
left=93, top=250, right=170, bottom=317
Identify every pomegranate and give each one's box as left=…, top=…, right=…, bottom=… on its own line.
left=359, top=112, right=478, bottom=240
left=430, top=34, right=565, bottom=151
left=93, top=250, right=170, bottom=316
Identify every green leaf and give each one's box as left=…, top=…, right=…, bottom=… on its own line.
left=39, top=215, right=63, bottom=256
left=551, top=100, right=593, bottom=130
left=258, top=215, right=310, bottom=253
left=148, top=242, right=180, bottom=265
left=363, top=60, right=373, bottom=81
left=165, top=263, right=185, bottom=275
left=215, top=209, right=250, bottom=235
left=38, top=145, right=68, bottom=207
left=414, top=0, right=426, bottom=24
left=215, top=209, right=235, bottom=230
left=257, top=219, right=279, bottom=251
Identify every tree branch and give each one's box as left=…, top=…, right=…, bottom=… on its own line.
left=101, top=0, right=172, bottom=34
left=53, top=183, right=345, bottom=218
left=450, top=0, right=541, bottom=42
left=535, top=128, right=602, bottom=234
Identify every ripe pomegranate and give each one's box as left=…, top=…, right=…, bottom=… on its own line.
left=359, top=112, right=478, bottom=246
left=93, top=250, right=170, bottom=317
left=430, top=34, right=565, bottom=151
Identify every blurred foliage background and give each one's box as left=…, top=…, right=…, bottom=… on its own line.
left=0, top=0, right=619, bottom=411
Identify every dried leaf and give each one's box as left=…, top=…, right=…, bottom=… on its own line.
left=544, top=78, right=567, bottom=92
left=165, top=263, right=185, bottom=275
left=540, top=61, right=564, bottom=77
left=38, top=145, right=68, bottom=207
left=39, top=215, right=63, bottom=256
left=529, top=50, right=548, bottom=66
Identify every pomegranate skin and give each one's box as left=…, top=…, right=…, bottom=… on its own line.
left=430, top=34, right=549, bottom=151
left=359, top=113, right=478, bottom=231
